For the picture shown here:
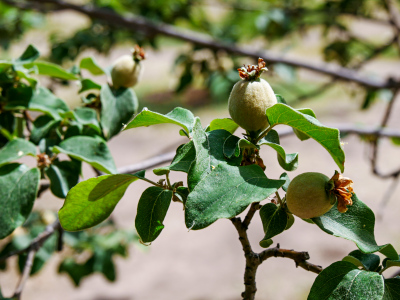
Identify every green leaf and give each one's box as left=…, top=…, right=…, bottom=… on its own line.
left=58, top=257, right=94, bottom=286
left=383, top=278, right=400, bottom=300
left=52, top=136, right=117, bottom=174
left=74, top=107, right=101, bottom=134
left=259, top=203, right=288, bottom=248
left=16, top=45, right=40, bottom=64
left=30, top=115, right=61, bottom=144
left=259, top=129, right=299, bottom=171
left=280, top=172, right=290, bottom=192
left=308, top=261, right=384, bottom=300
left=5, top=86, right=69, bottom=120
left=382, top=256, right=400, bottom=270
left=186, top=163, right=284, bottom=230
left=79, top=57, right=106, bottom=75
left=124, top=107, right=195, bottom=137
left=59, top=174, right=139, bottom=231
left=266, top=104, right=345, bottom=172
left=206, top=118, right=239, bottom=134
left=312, top=194, right=398, bottom=260
left=79, top=78, right=101, bottom=93
left=153, top=141, right=196, bottom=174
left=0, top=164, right=40, bottom=239
left=0, top=139, right=37, bottom=167
left=185, top=117, right=284, bottom=230
left=275, top=94, right=287, bottom=104
left=100, top=84, right=138, bottom=139
left=135, top=186, right=173, bottom=244
left=45, top=159, right=81, bottom=198
left=223, top=135, right=257, bottom=159
left=187, top=119, right=242, bottom=191
left=342, top=250, right=380, bottom=271
left=23, top=61, right=78, bottom=80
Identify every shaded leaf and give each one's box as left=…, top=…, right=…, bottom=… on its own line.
left=0, top=164, right=40, bottom=239
left=5, top=86, right=69, bottom=120
left=259, top=129, right=298, bottom=171
left=259, top=203, right=288, bottom=248
left=135, top=186, right=173, bottom=243
left=30, top=115, right=61, bottom=144
left=342, top=250, right=380, bottom=271
left=266, top=104, right=344, bottom=172
left=52, top=136, right=117, bottom=174
left=383, top=278, right=400, bottom=300
left=308, top=261, right=384, bottom=300
left=153, top=141, right=195, bottom=174
left=59, top=174, right=139, bottom=231
left=0, top=139, right=36, bottom=167
left=100, top=84, right=138, bottom=139
left=312, top=194, right=398, bottom=260
left=280, top=172, right=290, bottom=192
left=45, top=159, right=81, bottom=198
left=16, top=45, right=39, bottom=63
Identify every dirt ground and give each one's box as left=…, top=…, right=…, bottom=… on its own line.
left=1, top=10, right=400, bottom=300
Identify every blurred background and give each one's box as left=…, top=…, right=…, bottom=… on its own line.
left=0, top=0, right=400, bottom=299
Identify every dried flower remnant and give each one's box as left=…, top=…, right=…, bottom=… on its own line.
left=238, top=58, right=268, bottom=81
left=330, top=171, right=354, bottom=213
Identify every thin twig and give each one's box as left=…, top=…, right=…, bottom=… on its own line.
left=13, top=249, right=36, bottom=299
left=377, top=174, right=400, bottom=220
left=371, top=89, right=400, bottom=178
left=5, top=0, right=400, bottom=90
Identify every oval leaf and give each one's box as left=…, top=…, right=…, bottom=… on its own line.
left=135, top=186, right=173, bottom=244
left=308, top=261, right=384, bottom=300
left=0, top=139, right=37, bottom=167
left=52, top=136, right=117, bottom=174
left=124, top=107, right=195, bottom=137
left=100, top=84, right=139, bottom=139
left=0, top=164, right=40, bottom=239
left=312, top=194, right=398, bottom=260
left=259, top=203, right=288, bottom=248
left=59, top=174, right=139, bottom=231
left=266, top=103, right=345, bottom=172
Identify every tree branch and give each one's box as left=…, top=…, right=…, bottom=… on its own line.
left=259, top=244, right=323, bottom=274
left=6, top=0, right=400, bottom=90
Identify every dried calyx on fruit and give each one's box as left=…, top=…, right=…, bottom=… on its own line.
left=111, top=45, right=146, bottom=89
left=228, top=58, right=277, bottom=134
left=286, top=171, right=354, bottom=219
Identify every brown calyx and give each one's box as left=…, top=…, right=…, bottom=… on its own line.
left=240, top=148, right=266, bottom=170
left=330, top=171, right=354, bottom=213
left=238, top=58, right=268, bottom=81
left=133, top=45, right=146, bottom=61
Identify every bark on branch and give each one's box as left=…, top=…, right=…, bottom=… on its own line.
left=5, top=0, right=400, bottom=90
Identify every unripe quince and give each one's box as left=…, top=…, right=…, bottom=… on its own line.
left=286, top=172, right=334, bottom=219
left=228, top=58, right=277, bottom=133
left=286, top=171, right=354, bottom=219
left=111, top=46, right=145, bottom=89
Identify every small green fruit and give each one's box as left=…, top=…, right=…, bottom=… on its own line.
left=111, top=46, right=145, bottom=89
left=228, top=58, right=277, bottom=133
left=286, top=172, right=334, bottom=219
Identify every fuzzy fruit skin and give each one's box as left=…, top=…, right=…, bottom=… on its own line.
left=286, top=172, right=333, bottom=219
left=228, top=78, right=277, bottom=133
left=111, top=55, right=143, bottom=89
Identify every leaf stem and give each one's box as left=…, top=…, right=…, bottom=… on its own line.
left=165, top=172, right=172, bottom=189
left=254, top=125, right=275, bottom=144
